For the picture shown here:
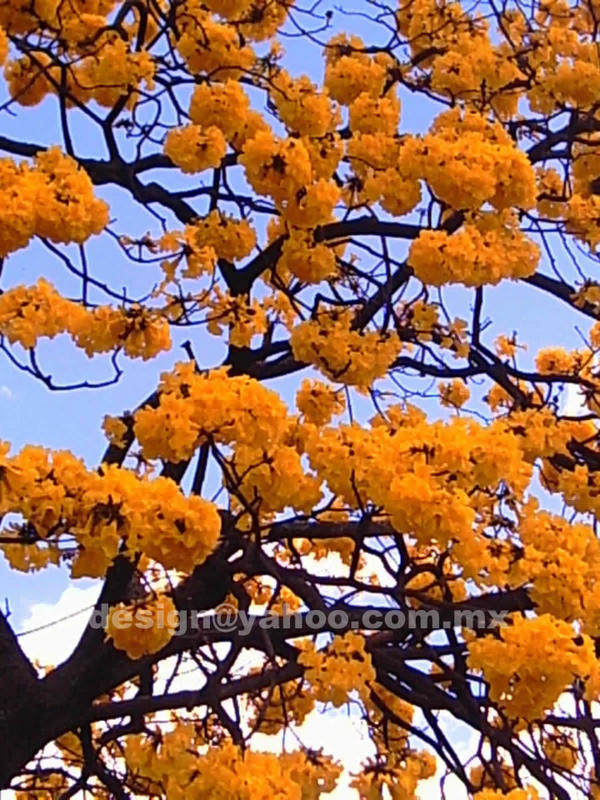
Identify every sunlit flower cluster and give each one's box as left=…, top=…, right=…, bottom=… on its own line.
left=0, top=442, right=221, bottom=579
left=105, top=595, right=179, bottom=659
left=0, top=279, right=170, bottom=359
left=290, top=309, right=403, bottom=390
left=133, top=362, right=290, bottom=462
left=468, top=614, right=596, bottom=720
left=298, top=633, right=375, bottom=707
left=125, top=730, right=341, bottom=799
left=0, top=148, right=108, bottom=256
left=408, top=213, right=540, bottom=287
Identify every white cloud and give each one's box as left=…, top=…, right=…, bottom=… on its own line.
left=0, top=385, right=13, bottom=399
left=17, top=584, right=100, bottom=668
left=563, top=382, right=587, bottom=417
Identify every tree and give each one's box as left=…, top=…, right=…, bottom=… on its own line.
left=4, top=0, right=600, bottom=796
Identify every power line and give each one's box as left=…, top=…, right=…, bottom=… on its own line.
left=16, top=604, right=96, bottom=637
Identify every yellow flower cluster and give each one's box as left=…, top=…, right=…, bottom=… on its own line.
left=186, top=210, right=256, bottom=261
left=189, top=79, right=251, bottom=140
left=133, top=362, right=290, bottom=462
left=501, top=406, right=592, bottom=462
left=0, top=26, right=6, bottom=64
left=398, top=0, right=524, bottom=115
left=240, top=131, right=312, bottom=204
left=572, top=135, right=600, bottom=196
left=102, top=415, right=129, bottom=448
left=0, top=148, right=108, bottom=256
left=351, top=750, right=436, bottom=800
left=536, top=166, right=566, bottom=219
left=467, top=614, right=596, bottom=721
left=324, top=35, right=389, bottom=105
left=433, top=43, right=523, bottom=117
left=349, top=90, right=401, bottom=136
left=125, top=730, right=341, bottom=800
left=567, top=193, right=600, bottom=251
left=5, top=52, right=56, bottom=106
left=346, top=131, right=400, bottom=180
left=164, top=124, right=226, bottom=173
left=206, top=286, right=268, bottom=347
left=158, top=232, right=217, bottom=282
left=362, top=166, right=422, bottom=217
left=0, top=280, right=171, bottom=360
left=0, top=542, right=61, bottom=573
left=35, top=148, right=110, bottom=241
left=304, top=132, right=344, bottom=180
left=489, top=374, right=527, bottom=412
left=175, top=2, right=256, bottom=76
left=272, top=70, right=340, bottom=137
left=542, top=733, right=578, bottom=771
left=510, top=507, right=600, bottom=634
left=203, top=0, right=253, bottom=21
left=71, top=34, right=155, bottom=108
left=232, top=96, right=343, bottom=232
left=77, top=304, right=172, bottom=360
left=5, top=32, right=156, bottom=109
left=397, top=0, right=474, bottom=56
left=544, top=460, right=600, bottom=534
left=0, top=0, right=113, bottom=38
left=188, top=77, right=271, bottom=150
left=290, top=309, right=402, bottom=390
left=239, top=134, right=340, bottom=229
left=0, top=443, right=221, bottom=579
left=408, top=214, right=540, bottom=287
left=298, top=633, right=376, bottom=707
left=236, top=0, right=293, bottom=42
left=105, top=595, right=178, bottom=659
left=304, top=408, right=532, bottom=567
left=249, top=678, right=316, bottom=735
left=181, top=0, right=289, bottom=43
left=279, top=179, right=340, bottom=228
left=438, top=379, right=470, bottom=408
left=470, top=760, right=518, bottom=793
left=523, top=1, right=600, bottom=115
left=227, top=442, right=322, bottom=514
left=279, top=229, right=337, bottom=283
left=572, top=282, right=600, bottom=313
left=495, top=334, right=519, bottom=358
left=399, top=109, right=537, bottom=211
left=296, top=379, right=345, bottom=426
left=534, top=346, right=577, bottom=374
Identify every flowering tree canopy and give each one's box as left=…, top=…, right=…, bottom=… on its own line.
left=3, top=0, right=600, bottom=797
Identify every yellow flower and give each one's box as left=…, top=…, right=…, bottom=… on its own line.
left=105, top=595, right=179, bottom=659
left=164, top=125, right=227, bottom=173
left=438, top=379, right=470, bottom=408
